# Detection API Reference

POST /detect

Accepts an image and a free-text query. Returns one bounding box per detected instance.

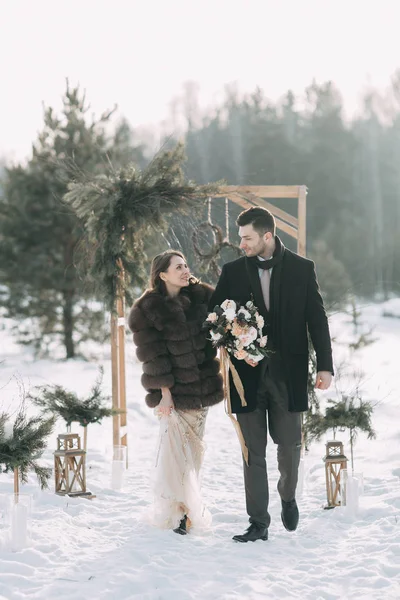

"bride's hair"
[150,250,198,293]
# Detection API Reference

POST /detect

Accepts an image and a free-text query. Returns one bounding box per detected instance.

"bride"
[128,250,223,534]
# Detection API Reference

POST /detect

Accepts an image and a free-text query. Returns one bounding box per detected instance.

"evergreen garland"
[63,143,218,311]
[304,394,376,471]
[0,405,55,489]
[29,368,119,428]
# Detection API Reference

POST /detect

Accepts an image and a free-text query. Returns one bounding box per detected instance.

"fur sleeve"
[128,303,175,389]
[128,303,149,333]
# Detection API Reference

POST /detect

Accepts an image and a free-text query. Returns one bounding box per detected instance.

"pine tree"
[0,83,145,358]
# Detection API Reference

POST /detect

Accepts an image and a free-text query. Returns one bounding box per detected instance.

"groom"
[210,207,333,542]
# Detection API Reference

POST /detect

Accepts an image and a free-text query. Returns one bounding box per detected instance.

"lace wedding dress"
[147,408,212,532]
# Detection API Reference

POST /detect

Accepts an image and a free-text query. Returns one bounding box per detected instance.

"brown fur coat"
[128,282,224,410]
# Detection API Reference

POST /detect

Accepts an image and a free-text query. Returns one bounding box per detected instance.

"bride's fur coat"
[128,282,224,410]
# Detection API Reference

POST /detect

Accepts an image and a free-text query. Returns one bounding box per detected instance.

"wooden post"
[111,264,128,466]
[297,185,307,460]
[297,185,307,257]
[83,426,88,452]
[111,312,120,447]
[14,467,19,503]
[117,294,128,466]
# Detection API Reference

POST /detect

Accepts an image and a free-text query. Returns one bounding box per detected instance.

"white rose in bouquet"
[206,312,218,323]
[224,308,236,321]
[210,330,222,342]
[221,299,236,311]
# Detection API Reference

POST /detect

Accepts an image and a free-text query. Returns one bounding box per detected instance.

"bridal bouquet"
[204,299,269,363]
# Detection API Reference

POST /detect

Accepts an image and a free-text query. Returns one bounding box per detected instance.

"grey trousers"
[237,358,302,528]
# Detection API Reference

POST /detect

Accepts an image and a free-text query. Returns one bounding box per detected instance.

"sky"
[1,0,400,161]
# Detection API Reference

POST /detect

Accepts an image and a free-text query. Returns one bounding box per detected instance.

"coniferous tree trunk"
[63,289,75,359]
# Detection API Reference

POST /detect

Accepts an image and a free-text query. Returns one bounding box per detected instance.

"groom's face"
[239,224,271,257]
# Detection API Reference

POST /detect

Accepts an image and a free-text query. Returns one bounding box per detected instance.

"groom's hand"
[315,371,332,390]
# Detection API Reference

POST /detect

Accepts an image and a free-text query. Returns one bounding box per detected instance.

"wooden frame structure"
[111,278,128,464]
[111,185,307,466]
[215,185,307,257]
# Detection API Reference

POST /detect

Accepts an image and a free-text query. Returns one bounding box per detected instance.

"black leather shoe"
[232,522,268,543]
[173,515,188,535]
[281,499,299,531]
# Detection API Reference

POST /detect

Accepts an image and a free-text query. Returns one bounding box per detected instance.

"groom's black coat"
[209,249,333,413]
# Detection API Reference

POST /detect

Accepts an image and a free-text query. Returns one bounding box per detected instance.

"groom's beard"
[246,240,274,258]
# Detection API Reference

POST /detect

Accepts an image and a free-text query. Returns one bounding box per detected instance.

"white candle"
[345,475,359,516]
[353,472,364,495]
[11,502,28,551]
[111,461,124,491]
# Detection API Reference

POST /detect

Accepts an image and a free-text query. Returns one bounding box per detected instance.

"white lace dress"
[147,407,212,532]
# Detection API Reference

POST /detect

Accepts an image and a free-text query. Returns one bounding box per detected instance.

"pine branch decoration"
[0,404,55,489]
[305,396,376,441]
[63,143,218,311]
[303,393,376,471]
[29,368,120,428]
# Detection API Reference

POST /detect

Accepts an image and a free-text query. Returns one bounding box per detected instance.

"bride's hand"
[158,388,174,416]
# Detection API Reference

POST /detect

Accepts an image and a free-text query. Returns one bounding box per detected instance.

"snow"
[1,300,400,600]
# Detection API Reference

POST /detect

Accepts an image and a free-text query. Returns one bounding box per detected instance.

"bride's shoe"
[173,515,188,535]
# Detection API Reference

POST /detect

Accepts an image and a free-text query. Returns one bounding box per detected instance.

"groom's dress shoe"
[232,522,268,543]
[281,499,299,531]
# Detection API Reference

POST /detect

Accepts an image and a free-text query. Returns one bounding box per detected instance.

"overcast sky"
[1,0,399,161]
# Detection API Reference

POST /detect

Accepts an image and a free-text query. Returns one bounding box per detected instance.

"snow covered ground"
[0,300,399,600]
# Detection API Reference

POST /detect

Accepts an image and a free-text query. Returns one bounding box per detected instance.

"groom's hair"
[236,207,276,236]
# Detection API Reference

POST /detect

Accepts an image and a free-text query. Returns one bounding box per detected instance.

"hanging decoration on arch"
[192,197,242,279]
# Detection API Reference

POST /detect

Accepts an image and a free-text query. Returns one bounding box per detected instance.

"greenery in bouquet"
[204,299,269,361]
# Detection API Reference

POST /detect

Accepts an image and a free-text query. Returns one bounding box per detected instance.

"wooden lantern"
[54,433,87,497]
[323,441,348,509]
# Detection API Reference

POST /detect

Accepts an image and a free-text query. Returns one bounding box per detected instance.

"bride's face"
[160,255,190,289]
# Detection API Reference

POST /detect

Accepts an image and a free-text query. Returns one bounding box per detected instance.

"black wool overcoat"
[209,250,333,413]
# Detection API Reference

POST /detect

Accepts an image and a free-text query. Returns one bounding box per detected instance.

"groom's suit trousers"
[237,356,302,528]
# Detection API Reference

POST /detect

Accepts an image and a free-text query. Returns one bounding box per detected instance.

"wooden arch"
[112,184,307,464]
